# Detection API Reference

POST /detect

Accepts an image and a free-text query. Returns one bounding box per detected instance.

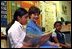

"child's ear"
[31,14,34,17]
[31,14,34,19]
[17,16,21,20]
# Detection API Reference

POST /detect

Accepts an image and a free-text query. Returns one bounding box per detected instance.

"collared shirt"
[26,19,43,36]
[26,20,59,48]
[52,30,65,44]
[8,21,26,48]
[52,30,65,38]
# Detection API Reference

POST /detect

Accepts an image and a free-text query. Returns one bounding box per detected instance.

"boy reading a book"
[26,6,59,48]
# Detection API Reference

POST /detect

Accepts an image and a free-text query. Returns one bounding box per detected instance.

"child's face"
[18,14,28,25]
[55,23,62,31]
[30,13,39,22]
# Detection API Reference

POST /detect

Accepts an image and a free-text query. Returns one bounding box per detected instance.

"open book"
[24,32,52,47]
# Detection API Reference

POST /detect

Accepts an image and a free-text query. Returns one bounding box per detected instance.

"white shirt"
[8,21,26,48]
[52,30,65,38]
[52,31,57,37]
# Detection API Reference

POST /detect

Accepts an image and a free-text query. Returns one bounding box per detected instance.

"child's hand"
[50,42,60,47]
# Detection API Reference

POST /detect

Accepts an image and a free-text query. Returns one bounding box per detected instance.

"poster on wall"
[38,2,57,32]
[62,5,67,15]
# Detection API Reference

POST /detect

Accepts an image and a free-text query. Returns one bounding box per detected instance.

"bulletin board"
[44,3,57,32]
[38,2,57,32]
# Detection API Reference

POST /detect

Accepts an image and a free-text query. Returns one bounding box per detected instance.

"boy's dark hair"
[54,21,62,28]
[28,6,41,18]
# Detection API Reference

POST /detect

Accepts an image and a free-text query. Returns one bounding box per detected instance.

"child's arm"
[53,37,71,48]
[53,37,59,43]
[37,32,52,46]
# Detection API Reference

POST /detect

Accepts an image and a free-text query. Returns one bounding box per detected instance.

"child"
[50,21,71,48]
[26,6,59,48]
[6,8,31,48]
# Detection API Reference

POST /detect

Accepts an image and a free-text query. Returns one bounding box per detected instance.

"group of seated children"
[7,6,71,48]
